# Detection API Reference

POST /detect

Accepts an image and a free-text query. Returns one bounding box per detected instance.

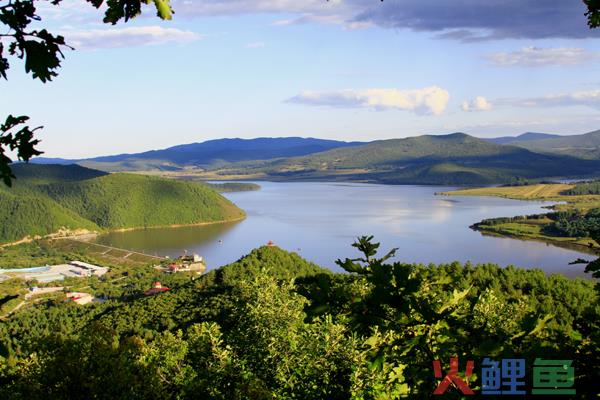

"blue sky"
[2,0,600,158]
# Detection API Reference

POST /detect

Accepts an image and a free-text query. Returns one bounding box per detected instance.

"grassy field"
[442,183,600,251]
[442,183,573,199]
[442,183,600,211]
[50,239,165,268]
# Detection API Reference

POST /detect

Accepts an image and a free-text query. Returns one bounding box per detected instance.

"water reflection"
[93,182,591,278]
[95,222,239,256]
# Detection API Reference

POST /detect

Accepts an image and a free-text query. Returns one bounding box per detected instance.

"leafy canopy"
[0,0,173,186]
[0,115,42,186]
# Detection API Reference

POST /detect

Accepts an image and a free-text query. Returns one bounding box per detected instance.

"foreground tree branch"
[0,0,173,185]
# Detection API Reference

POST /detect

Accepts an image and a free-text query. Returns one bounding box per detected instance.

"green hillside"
[1,241,597,398]
[210,133,600,185]
[512,129,600,159]
[0,165,245,243]
[10,163,107,185]
[0,189,99,243]
[37,173,245,229]
[203,245,327,286]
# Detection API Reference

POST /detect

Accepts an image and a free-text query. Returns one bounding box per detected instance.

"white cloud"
[507,90,600,110]
[461,96,492,112]
[487,47,600,67]
[245,41,266,48]
[63,26,202,49]
[287,86,450,115]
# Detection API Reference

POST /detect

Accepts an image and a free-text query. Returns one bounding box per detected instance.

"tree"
[0,0,174,186]
[585,0,600,28]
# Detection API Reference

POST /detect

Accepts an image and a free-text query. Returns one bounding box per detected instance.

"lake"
[93,182,591,277]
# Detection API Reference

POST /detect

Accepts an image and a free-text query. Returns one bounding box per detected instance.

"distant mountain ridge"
[206,132,600,185]
[28,130,600,184]
[32,137,365,172]
[505,129,600,159]
[485,132,562,145]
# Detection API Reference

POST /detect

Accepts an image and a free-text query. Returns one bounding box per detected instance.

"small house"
[144,281,171,296]
[66,292,94,305]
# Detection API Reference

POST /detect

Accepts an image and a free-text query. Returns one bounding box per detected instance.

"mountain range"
[483,132,562,145]
[500,129,600,159]
[32,137,365,172]
[28,130,600,185]
[203,133,600,185]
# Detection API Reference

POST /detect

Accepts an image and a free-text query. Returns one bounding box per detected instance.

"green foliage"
[548,209,600,237]
[88,0,173,24]
[585,0,600,28]
[204,245,327,286]
[215,133,600,185]
[0,164,245,243]
[0,187,99,243]
[0,0,172,185]
[204,182,261,193]
[0,241,72,269]
[0,0,172,82]
[510,129,600,159]
[474,210,600,239]
[570,229,600,289]
[37,173,245,229]
[562,180,600,195]
[310,237,599,398]
[0,116,42,186]
[0,241,598,398]
[10,163,106,185]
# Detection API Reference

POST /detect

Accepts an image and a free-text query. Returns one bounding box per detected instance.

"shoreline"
[471,225,599,256]
[105,215,246,234]
[441,184,600,255]
[1,215,247,247]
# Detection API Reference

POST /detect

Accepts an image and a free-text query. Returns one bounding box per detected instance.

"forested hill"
[209,133,600,185]
[10,163,107,184]
[0,164,244,244]
[1,242,597,398]
[503,129,600,159]
[33,137,365,172]
[485,132,561,145]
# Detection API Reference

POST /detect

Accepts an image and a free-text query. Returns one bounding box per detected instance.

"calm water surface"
[94,182,591,277]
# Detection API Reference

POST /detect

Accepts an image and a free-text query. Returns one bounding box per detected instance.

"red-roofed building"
[66,292,94,305]
[144,281,171,296]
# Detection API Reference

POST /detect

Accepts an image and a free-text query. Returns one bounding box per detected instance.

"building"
[0,261,109,283]
[165,253,206,274]
[144,281,171,296]
[69,261,109,276]
[66,292,94,305]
